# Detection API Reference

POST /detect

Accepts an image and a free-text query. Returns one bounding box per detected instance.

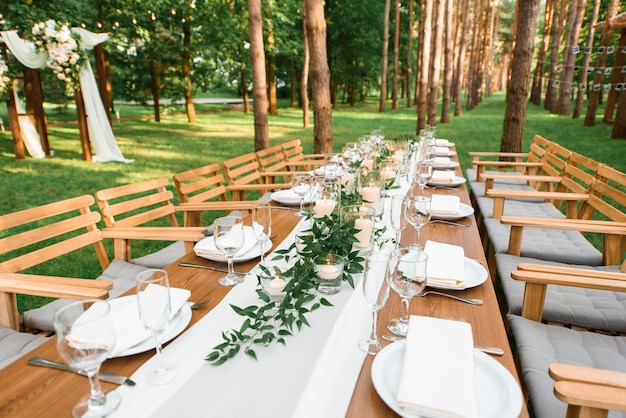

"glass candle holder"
[314,254,345,295]
[341,205,376,250]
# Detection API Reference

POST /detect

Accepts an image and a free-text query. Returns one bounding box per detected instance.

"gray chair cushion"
[465,168,526,185]
[508,314,626,418]
[21,259,151,332]
[469,180,538,201]
[482,217,603,266]
[0,326,47,369]
[496,254,626,332]
[475,195,564,220]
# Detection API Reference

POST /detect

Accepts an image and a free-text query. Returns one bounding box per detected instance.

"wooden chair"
[95,177,207,267]
[221,152,291,201]
[172,163,259,227]
[256,144,298,184]
[280,139,328,172]
[0,195,116,332]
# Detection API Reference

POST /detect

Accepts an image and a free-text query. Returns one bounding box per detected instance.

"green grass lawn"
[1,92,622,312]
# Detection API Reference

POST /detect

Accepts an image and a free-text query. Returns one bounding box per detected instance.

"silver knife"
[28,357,136,386]
[178,262,248,275]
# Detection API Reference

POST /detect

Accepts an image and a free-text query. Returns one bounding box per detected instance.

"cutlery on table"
[28,357,136,386]
[380,336,503,355]
[428,220,470,227]
[189,297,215,310]
[426,186,460,191]
[179,262,248,275]
[269,206,299,211]
[417,290,483,305]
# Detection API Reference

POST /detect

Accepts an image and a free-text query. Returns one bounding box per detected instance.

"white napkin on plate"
[194,226,257,258]
[110,286,191,356]
[431,170,456,183]
[397,316,477,418]
[433,156,451,166]
[273,189,302,204]
[424,240,466,289]
[431,194,461,216]
[435,139,452,147]
[435,146,450,156]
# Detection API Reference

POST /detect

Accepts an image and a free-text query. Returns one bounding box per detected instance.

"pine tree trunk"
[454,0,470,117]
[380,0,391,112]
[530,1,553,106]
[182,21,196,124]
[290,58,297,108]
[406,0,414,107]
[573,0,599,118]
[416,0,433,132]
[556,0,585,116]
[484,0,499,97]
[584,0,619,126]
[501,0,540,153]
[604,28,626,122]
[267,19,278,116]
[301,2,311,129]
[304,0,333,153]
[150,58,161,122]
[392,0,401,110]
[240,67,250,114]
[440,0,454,123]
[248,0,270,151]
[427,0,444,125]
[544,0,568,113]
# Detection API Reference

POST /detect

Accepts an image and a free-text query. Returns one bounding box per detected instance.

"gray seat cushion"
[508,314,626,418]
[482,217,603,265]
[475,195,564,220]
[21,259,151,332]
[469,180,538,201]
[0,326,47,369]
[496,254,626,332]
[465,168,526,185]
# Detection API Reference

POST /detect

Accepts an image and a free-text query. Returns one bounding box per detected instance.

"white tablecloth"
[112,180,411,418]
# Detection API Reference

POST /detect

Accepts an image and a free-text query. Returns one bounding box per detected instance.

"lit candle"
[380,167,396,183]
[318,264,341,280]
[360,186,381,210]
[393,151,405,164]
[354,217,373,248]
[266,277,287,296]
[315,198,337,218]
[341,172,355,191]
[361,158,374,171]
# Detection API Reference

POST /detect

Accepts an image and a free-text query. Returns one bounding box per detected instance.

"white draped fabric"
[0,29,133,163]
[13,89,45,158]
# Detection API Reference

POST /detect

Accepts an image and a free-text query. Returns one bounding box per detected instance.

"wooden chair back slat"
[173,163,229,204]
[99,190,176,225]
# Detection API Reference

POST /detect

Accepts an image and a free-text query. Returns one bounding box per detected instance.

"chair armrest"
[487,191,587,219]
[469,152,529,158]
[0,273,111,300]
[225,184,291,191]
[517,263,626,281]
[482,173,560,182]
[550,363,626,389]
[174,202,258,212]
[101,227,207,241]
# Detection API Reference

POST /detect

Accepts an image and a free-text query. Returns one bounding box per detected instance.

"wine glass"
[136,269,177,385]
[415,160,433,194]
[291,173,312,217]
[390,195,408,248]
[387,247,428,336]
[213,216,245,285]
[54,299,121,417]
[359,251,391,355]
[405,195,431,249]
[252,201,272,265]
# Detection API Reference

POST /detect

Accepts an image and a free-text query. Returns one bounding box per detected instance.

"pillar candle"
[360,186,381,210]
[354,217,373,248]
[315,198,337,218]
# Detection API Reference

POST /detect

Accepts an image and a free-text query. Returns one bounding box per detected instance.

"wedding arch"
[0,25,132,163]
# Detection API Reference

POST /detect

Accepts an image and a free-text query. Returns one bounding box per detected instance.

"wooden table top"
[0,164,529,418]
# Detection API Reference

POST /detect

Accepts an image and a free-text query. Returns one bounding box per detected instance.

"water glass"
[390,195,408,248]
[359,251,391,355]
[252,201,272,264]
[405,195,431,249]
[291,173,312,217]
[213,216,245,286]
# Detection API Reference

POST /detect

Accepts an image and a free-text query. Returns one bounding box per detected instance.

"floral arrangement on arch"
[31,20,84,96]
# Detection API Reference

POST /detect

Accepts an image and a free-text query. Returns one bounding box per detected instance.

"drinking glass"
[252,201,272,265]
[415,160,433,194]
[405,195,431,249]
[291,173,312,217]
[359,251,391,355]
[54,300,120,417]
[390,195,408,248]
[213,216,245,285]
[136,269,177,385]
[387,247,428,336]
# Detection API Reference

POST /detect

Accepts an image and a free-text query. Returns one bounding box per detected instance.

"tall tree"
[391,0,401,110]
[406,0,414,107]
[416,0,433,131]
[427,0,444,125]
[544,0,568,113]
[501,0,540,153]
[453,0,470,117]
[440,0,454,123]
[304,0,332,153]
[182,18,196,124]
[556,0,586,116]
[484,0,500,97]
[379,0,391,112]
[266,2,278,116]
[300,1,310,128]
[573,0,600,118]
[248,0,270,151]
[530,1,554,105]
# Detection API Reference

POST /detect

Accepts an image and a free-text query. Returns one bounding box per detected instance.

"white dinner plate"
[431,202,474,221]
[371,340,523,418]
[431,160,460,170]
[271,189,316,207]
[427,176,467,187]
[427,258,487,290]
[435,150,457,157]
[109,296,192,358]
[196,239,272,263]
[435,139,454,147]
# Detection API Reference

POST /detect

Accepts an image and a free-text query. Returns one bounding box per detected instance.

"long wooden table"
[0,162,529,418]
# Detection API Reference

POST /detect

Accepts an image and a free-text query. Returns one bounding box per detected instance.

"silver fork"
[190,297,215,310]
[417,290,483,305]
[428,219,470,227]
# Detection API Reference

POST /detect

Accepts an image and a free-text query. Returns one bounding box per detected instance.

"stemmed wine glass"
[405,195,431,249]
[387,247,428,336]
[136,269,177,385]
[415,160,433,194]
[252,201,272,265]
[54,299,121,417]
[390,195,408,248]
[291,173,312,217]
[359,251,391,355]
[213,216,245,285]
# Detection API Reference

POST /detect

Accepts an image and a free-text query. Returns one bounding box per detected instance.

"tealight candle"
[318,264,341,280]
[360,186,381,210]
[354,217,374,248]
[315,198,337,218]
[266,277,287,296]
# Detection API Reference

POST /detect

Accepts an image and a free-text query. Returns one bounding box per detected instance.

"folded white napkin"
[433,156,451,166]
[431,170,456,183]
[110,286,190,356]
[431,194,461,216]
[424,240,466,289]
[397,316,477,418]
[273,189,304,204]
[435,146,450,156]
[435,139,452,147]
[194,226,257,258]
